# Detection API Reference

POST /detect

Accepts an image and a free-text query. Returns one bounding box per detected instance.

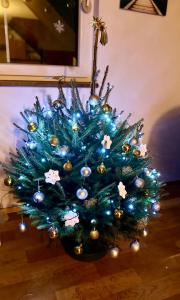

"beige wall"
[0,0,180,206]
[98,0,180,181]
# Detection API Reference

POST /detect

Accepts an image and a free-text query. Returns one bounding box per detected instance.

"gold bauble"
[133,149,141,157]
[109,246,119,258]
[72,123,80,132]
[49,135,59,146]
[74,245,83,255]
[63,160,73,172]
[137,217,148,230]
[142,228,148,237]
[122,143,131,153]
[97,162,106,174]
[102,103,112,113]
[114,208,124,219]
[84,198,97,208]
[130,137,138,145]
[27,122,38,132]
[53,99,64,110]
[130,240,140,252]
[48,226,58,239]
[90,229,99,240]
[4,176,13,186]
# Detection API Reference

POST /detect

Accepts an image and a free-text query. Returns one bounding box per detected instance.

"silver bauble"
[80,166,92,177]
[33,191,45,203]
[76,188,88,200]
[135,178,145,188]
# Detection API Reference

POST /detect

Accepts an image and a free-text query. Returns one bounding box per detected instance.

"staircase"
[130,0,158,15]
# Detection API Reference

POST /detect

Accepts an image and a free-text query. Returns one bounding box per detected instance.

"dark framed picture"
[120,0,168,16]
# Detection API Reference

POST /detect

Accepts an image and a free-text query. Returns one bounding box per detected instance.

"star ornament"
[139,144,147,157]
[54,20,65,34]
[44,169,60,185]
[118,181,127,199]
[64,211,79,227]
[101,135,112,149]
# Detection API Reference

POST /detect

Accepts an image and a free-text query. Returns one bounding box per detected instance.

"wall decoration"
[120,0,168,16]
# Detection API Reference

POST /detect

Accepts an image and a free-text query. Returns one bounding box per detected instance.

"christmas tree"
[2,18,161,259]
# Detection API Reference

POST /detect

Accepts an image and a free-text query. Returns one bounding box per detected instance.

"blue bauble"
[76,188,88,200]
[151,201,160,212]
[80,166,92,177]
[33,191,45,203]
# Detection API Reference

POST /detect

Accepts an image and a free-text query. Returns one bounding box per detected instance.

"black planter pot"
[61,236,108,262]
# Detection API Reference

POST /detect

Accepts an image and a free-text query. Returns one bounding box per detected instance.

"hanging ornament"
[137,217,149,230]
[26,141,37,150]
[44,169,60,185]
[80,166,92,177]
[19,222,27,232]
[102,103,112,113]
[100,28,108,45]
[130,240,140,252]
[122,166,133,175]
[90,228,99,240]
[89,94,99,106]
[139,144,147,157]
[49,135,59,146]
[97,162,106,174]
[48,226,58,239]
[74,244,83,255]
[4,175,13,186]
[122,143,131,153]
[118,181,127,199]
[72,123,79,132]
[76,188,88,200]
[27,122,38,132]
[33,191,45,203]
[114,208,124,219]
[130,137,138,145]
[84,198,97,208]
[142,228,148,237]
[101,135,112,149]
[91,219,97,225]
[133,149,141,157]
[64,210,79,227]
[135,178,145,189]
[109,246,119,258]
[53,99,64,110]
[151,201,160,212]
[63,160,73,172]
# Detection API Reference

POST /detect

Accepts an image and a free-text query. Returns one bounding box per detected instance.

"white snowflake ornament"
[118,181,127,199]
[101,135,112,149]
[54,20,65,34]
[44,169,60,185]
[64,211,79,227]
[139,144,147,157]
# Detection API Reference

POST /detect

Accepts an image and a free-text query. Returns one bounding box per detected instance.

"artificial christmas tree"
[2,17,161,260]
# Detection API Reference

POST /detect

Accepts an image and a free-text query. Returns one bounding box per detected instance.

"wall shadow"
[148,107,180,182]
